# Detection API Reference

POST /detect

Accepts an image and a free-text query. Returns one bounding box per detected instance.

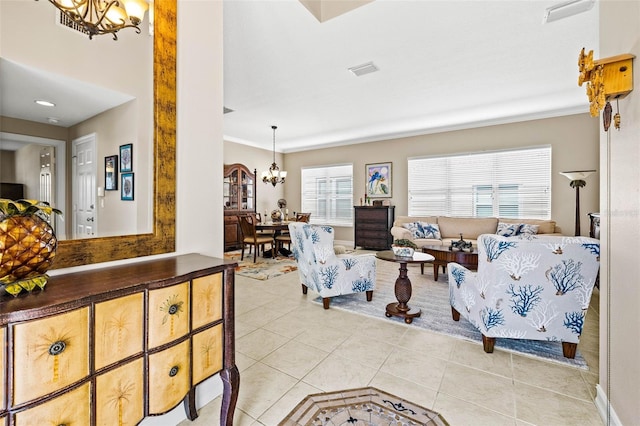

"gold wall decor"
[578,48,635,121]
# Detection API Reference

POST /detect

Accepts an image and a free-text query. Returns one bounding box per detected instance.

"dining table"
[256,220,292,258]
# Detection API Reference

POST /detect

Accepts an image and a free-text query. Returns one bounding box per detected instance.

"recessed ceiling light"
[35,99,56,107]
[348,62,378,77]
[543,0,595,24]
[47,117,60,124]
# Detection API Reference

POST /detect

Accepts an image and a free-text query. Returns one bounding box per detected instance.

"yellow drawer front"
[14,382,90,426]
[148,282,190,349]
[148,340,190,414]
[95,293,144,370]
[192,324,223,384]
[13,307,90,406]
[192,273,223,329]
[95,358,144,426]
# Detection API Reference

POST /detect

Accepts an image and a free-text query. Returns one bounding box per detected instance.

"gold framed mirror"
[53,0,176,269]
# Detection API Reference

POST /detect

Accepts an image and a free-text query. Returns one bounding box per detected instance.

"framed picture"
[366,162,392,198]
[105,155,118,191]
[121,172,134,201]
[119,143,133,172]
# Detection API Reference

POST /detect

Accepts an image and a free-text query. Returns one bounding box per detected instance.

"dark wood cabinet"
[354,206,395,250]
[224,164,256,251]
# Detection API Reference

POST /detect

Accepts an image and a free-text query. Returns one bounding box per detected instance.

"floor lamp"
[559,170,596,236]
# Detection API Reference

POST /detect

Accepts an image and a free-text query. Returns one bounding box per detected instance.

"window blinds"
[301,164,353,226]
[408,146,551,219]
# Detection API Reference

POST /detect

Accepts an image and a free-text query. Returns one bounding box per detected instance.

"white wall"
[597,1,640,424]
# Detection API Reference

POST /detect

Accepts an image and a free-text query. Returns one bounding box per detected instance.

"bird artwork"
[367,164,390,196]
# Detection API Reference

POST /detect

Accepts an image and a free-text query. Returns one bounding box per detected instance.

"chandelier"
[43,0,149,40]
[262,125,287,186]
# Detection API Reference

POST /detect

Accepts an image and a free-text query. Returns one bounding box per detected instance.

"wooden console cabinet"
[354,206,395,250]
[0,254,239,425]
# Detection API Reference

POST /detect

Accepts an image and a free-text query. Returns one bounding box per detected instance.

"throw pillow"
[496,222,521,237]
[402,222,441,239]
[519,223,539,235]
[419,222,441,239]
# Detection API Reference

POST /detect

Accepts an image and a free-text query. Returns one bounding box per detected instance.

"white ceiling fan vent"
[348,62,379,77]
[543,0,595,24]
[56,10,91,36]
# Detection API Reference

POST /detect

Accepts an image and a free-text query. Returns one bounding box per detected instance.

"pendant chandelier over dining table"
[42,0,149,40]
[262,125,287,186]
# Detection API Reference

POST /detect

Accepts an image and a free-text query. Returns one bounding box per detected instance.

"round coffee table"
[376,251,435,324]
[421,245,478,281]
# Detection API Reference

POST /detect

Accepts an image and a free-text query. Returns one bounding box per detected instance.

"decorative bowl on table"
[391,246,415,257]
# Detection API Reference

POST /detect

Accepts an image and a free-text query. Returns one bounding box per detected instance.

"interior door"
[72,134,97,239]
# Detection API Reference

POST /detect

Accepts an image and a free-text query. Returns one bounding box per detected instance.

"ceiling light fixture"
[262,125,287,187]
[543,0,595,24]
[348,62,378,77]
[35,100,56,107]
[40,0,149,40]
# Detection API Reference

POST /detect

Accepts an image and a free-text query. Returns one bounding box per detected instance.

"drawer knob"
[169,365,179,377]
[48,341,66,356]
[168,304,180,315]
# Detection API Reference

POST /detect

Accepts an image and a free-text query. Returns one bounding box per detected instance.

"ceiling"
[223,0,599,153]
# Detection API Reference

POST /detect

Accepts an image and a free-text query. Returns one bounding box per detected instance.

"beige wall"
[279,113,599,243]
[223,140,285,216]
[598,1,640,424]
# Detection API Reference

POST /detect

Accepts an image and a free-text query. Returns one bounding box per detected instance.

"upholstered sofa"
[390,216,562,247]
[448,233,600,358]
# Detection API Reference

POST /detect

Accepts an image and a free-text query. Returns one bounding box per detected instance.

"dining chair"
[275,212,312,254]
[238,214,273,262]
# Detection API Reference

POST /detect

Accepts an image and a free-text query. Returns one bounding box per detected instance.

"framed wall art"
[105,155,118,190]
[366,162,392,198]
[119,143,133,172]
[121,172,134,201]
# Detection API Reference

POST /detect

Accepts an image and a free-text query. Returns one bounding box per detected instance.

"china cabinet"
[224,164,256,251]
[0,254,239,425]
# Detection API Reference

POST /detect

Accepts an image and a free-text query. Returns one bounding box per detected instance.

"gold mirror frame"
[52,0,176,269]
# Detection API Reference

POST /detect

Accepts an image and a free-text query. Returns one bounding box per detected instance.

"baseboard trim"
[596,384,622,426]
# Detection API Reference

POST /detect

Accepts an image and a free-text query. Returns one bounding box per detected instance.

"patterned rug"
[312,259,590,369]
[280,387,448,426]
[224,250,297,281]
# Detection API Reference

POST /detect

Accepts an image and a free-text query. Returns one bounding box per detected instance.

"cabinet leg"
[220,365,240,426]
[183,387,198,420]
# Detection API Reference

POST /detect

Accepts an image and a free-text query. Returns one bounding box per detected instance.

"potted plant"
[0,199,62,296]
[391,238,418,257]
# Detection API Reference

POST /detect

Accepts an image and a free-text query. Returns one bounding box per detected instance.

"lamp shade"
[559,170,596,181]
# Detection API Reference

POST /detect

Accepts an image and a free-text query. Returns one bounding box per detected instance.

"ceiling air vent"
[56,10,91,36]
[348,62,378,77]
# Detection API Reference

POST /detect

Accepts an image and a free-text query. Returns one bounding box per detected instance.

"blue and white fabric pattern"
[402,222,441,239]
[496,222,521,237]
[518,223,539,235]
[288,222,376,299]
[448,234,600,347]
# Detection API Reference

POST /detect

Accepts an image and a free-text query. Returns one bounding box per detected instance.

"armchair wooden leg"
[301,284,308,295]
[481,335,495,353]
[322,298,330,309]
[451,306,460,321]
[366,290,373,302]
[562,342,577,359]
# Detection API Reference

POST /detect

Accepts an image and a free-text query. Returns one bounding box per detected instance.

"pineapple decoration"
[0,199,62,296]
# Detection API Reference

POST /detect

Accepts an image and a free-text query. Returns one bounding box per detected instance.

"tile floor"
[181,262,602,426]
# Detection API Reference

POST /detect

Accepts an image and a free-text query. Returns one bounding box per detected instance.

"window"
[301,164,353,226]
[408,146,551,219]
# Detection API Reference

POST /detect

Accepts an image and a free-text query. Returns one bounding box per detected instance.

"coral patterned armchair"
[288,222,376,309]
[448,234,600,358]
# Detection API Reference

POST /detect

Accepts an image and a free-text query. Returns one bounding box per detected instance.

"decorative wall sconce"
[578,48,634,130]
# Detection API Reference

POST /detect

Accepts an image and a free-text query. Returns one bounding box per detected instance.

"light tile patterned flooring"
[180,261,602,426]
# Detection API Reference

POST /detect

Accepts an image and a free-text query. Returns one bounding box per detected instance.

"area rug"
[312,259,589,369]
[279,387,448,426]
[224,250,297,281]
